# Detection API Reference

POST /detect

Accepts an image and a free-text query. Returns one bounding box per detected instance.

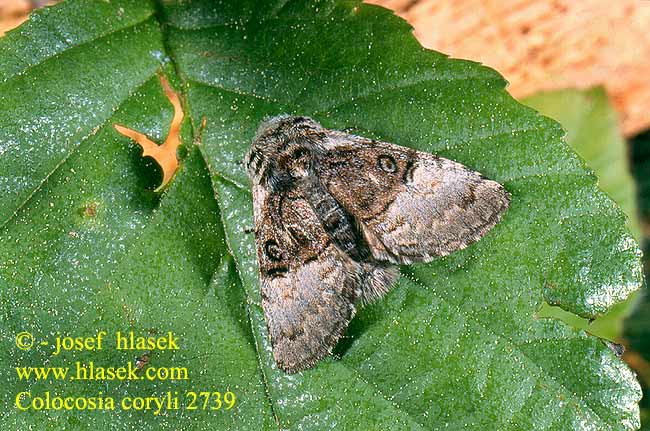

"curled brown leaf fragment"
[114,73,184,192]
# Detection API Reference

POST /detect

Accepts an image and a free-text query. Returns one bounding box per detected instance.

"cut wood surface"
[367,0,650,136]
[0,0,31,36]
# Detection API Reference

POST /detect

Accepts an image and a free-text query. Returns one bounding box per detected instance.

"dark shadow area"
[130,148,163,207]
[624,129,650,429]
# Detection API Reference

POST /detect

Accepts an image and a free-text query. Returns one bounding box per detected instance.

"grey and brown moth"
[244,115,510,373]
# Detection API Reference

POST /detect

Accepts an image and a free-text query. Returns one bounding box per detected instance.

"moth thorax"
[282,147,311,179]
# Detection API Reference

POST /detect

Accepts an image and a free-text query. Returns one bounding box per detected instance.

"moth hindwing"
[245,115,510,373]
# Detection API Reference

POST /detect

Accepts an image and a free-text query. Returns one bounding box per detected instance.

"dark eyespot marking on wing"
[402,159,415,184]
[377,155,397,173]
[265,239,283,261]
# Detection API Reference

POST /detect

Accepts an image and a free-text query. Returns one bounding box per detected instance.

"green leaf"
[521,88,642,341]
[0,1,643,430]
[522,88,641,240]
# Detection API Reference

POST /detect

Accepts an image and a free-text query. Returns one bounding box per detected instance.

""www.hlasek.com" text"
[16,361,188,381]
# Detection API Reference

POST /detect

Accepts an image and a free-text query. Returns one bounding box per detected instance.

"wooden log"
[0,0,32,37]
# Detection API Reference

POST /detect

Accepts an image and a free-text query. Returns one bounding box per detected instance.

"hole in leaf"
[113,73,184,192]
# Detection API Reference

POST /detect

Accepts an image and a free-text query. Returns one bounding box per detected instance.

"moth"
[244,115,510,373]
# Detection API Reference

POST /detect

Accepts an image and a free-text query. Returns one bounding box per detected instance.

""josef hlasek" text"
[53,331,179,356]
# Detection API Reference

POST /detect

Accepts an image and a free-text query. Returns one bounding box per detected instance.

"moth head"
[245,115,323,187]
